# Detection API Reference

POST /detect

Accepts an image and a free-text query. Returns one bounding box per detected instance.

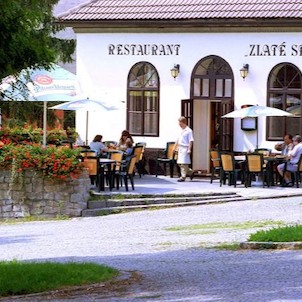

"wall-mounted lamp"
[240,64,249,80]
[170,64,180,79]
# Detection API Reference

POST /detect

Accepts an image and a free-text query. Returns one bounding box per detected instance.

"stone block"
[25,183,33,193]
[44,206,59,215]
[55,192,70,202]
[65,209,82,217]
[26,193,43,200]
[32,184,44,193]
[43,192,55,200]
[4,199,13,205]
[11,191,26,201]
[0,191,9,199]
[1,212,14,218]
[2,205,13,212]
[30,207,44,215]
[69,193,83,204]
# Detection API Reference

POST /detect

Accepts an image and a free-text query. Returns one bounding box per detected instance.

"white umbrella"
[222,105,293,118]
[0,64,82,146]
[49,98,118,145]
[222,105,293,148]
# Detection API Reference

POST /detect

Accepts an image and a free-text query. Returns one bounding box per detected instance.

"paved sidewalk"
[1,196,302,301]
[99,174,302,199]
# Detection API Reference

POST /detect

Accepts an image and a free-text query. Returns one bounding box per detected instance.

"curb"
[240,241,302,250]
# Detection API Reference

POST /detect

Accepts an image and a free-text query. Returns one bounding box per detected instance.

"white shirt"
[288,142,302,164]
[177,126,194,147]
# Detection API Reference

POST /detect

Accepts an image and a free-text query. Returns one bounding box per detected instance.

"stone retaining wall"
[0,169,90,219]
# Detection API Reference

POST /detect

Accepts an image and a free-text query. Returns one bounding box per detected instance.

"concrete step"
[82,193,249,217]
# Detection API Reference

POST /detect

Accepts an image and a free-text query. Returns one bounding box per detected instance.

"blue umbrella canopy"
[0,64,82,146]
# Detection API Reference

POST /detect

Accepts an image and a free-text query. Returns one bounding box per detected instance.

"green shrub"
[248,224,302,242]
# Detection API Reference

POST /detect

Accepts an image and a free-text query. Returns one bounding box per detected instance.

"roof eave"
[57,18,302,29]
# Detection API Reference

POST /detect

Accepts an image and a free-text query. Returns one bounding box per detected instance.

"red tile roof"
[58,0,302,21]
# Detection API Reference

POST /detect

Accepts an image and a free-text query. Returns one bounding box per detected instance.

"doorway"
[188,55,234,172]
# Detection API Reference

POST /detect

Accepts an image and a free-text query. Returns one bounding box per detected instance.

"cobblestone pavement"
[1,196,302,301]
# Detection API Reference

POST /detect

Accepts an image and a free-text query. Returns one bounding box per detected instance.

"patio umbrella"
[221,105,293,148]
[0,64,82,146]
[49,98,118,145]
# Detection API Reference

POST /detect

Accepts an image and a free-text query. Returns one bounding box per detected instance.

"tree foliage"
[0,0,76,127]
[0,0,75,79]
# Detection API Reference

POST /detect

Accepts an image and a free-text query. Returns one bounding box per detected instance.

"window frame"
[266,63,302,141]
[127,62,160,137]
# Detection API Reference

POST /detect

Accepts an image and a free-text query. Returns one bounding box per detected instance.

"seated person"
[118,130,134,150]
[89,135,108,155]
[275,134,293,155]
[277,135,302,186]
[123,140,133,162]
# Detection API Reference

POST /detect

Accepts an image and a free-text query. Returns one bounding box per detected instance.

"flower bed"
[0,142,90,218]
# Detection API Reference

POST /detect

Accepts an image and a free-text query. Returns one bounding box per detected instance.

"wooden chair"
[245,153,269,187]
[219,151,243,188]
[131,144,145,177]
[135,142,147,176]
[108,150,124,188]
[81,153,98,186]
[209,148,221,183]
[80,149,96,158]
[156,142,179,178]
[116,155,137,191]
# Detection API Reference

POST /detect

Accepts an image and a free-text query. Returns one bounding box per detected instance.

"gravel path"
[1,197,302,301]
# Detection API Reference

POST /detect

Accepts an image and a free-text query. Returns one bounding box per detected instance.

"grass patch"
[248,224,302,242]
[0,261,119,297]
[166,220,284,232]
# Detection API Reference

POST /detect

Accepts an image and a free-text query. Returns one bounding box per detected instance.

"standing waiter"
[172,116,194,182]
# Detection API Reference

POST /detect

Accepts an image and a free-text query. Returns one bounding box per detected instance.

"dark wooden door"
[220,99,234,151]
[181,99,193,129]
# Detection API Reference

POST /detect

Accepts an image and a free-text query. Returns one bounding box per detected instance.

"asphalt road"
[1,197,302,301]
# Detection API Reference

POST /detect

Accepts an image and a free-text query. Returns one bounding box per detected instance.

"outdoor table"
[98,158,116,192]
[234,155,246,162]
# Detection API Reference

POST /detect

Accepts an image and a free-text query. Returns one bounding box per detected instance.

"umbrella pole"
[256,117,259,149]
[85,111,89,146]
[43,102,47,147]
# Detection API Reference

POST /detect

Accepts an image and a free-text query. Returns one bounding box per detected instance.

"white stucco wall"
[75,30,302,160]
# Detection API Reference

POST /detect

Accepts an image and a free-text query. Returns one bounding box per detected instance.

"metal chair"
[156,142,179,178]
[209,148,221,183]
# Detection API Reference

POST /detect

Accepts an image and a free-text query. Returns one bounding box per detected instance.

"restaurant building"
[59,0,302,172]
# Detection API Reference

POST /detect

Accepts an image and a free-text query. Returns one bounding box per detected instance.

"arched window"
[127,62,159,136]
[191,55,233,99]
[267,63,302,140]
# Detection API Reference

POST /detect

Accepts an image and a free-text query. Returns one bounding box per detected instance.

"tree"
[0,0,75,79]
[0,0,76,127]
